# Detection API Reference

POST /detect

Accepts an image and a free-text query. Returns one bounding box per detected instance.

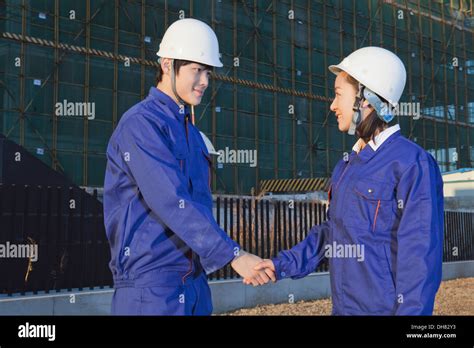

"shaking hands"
[230,251,276,286]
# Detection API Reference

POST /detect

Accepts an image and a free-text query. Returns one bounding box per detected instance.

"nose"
[330,98,337,112]
[199,72,209,89]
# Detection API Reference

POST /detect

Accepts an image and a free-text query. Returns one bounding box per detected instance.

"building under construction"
[1,0,473,194]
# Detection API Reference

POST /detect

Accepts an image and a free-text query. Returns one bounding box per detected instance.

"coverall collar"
[352,124,401,154]
[148,87,190,122]
[352,125,402,163]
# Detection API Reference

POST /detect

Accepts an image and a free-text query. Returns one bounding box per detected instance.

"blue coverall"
[104,87,239,315]
[272,131,444,315]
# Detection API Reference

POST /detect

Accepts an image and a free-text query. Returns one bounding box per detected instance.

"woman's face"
[330,72,358,132]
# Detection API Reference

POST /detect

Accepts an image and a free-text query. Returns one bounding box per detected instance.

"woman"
[250,47,444,315]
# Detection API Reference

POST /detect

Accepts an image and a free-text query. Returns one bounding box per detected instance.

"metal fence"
[208,198,474,280]
[0,184,473,294]
[0,184,111,295]
[443,210,474,263]
[209,196,330,280]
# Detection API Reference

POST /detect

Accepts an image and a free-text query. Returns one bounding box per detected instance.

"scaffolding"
[0,0,473,194]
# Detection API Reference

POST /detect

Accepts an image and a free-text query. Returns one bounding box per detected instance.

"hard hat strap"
[170,59,187,108]
[190,105,195,125]
[349,83,364,135]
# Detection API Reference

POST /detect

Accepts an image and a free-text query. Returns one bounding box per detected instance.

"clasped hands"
[230,250,276,286]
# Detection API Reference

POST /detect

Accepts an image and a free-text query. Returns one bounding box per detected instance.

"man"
[103,18,272,315]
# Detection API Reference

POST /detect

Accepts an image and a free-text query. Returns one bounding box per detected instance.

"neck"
[359,125,388,151]
[156,82,181,106]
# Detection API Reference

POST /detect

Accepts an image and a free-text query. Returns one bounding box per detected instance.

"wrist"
[271,257,287,280]
[231,249,247,264]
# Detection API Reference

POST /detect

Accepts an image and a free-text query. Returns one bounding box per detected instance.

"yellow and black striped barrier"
[259,177,330,194]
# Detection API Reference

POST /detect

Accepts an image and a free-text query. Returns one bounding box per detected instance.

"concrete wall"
[444,196,474,211]
[0,261,472,315]
[442,170,474,198]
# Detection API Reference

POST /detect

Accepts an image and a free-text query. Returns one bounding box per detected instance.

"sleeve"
[271,209,331,281]
[394,156,444,315]
[117,116,239,275]
[270,159,349,281]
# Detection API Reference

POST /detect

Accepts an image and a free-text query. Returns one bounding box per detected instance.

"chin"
[186,96,202,106]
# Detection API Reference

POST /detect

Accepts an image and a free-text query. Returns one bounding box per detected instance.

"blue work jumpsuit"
[272,130,444,315]
[104,87,239,315]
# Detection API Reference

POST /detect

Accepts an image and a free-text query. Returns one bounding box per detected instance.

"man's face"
[175,62,211,106]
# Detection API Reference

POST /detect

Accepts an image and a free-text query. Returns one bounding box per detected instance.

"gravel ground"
[222,277,474,316]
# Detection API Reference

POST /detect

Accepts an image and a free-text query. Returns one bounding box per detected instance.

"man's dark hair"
[156,59,213,84]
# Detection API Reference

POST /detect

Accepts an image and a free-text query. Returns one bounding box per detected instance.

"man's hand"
[231,251,271,286]
[243,259,276,286]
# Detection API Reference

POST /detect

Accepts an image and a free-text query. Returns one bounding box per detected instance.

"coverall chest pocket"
[171,142,189,174]
[193,142,212,190]
[349,178,396,233]
[188,142,213,208]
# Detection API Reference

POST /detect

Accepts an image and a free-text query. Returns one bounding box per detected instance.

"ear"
[160,58,172,75]
[361,102,374,120]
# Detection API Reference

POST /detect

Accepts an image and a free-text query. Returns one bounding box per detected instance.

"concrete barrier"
[0,261,472,315]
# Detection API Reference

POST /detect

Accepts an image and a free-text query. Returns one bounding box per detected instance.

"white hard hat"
[200,131,220,156]
[328,46,406,106]
[157,18,223,68]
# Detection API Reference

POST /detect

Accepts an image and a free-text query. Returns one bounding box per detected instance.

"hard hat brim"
[328,64,343,75]
[156,53,223,68]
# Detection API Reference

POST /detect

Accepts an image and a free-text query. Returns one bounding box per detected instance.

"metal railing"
[209,196,329,280]
[0,184,472,294]
[0,184,111,295]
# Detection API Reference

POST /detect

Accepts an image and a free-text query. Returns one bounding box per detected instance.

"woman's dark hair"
[356,109,388,144]
[343,72,390,144]
[156,59,212,84]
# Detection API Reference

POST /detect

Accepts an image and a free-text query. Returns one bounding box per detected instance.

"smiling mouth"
[193,89,204,96]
